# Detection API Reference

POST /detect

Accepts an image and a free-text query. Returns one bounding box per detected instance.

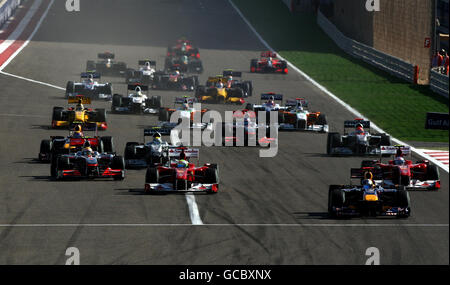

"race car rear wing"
[81,72,101,79]
[144,127,172,136]
[380,145,411,155]
[223,70,242,77]
[285,98,308,108]
[174,97,197,104]
[207,76,227,83]
[127,83,149,91]
[261,93,283,101]
[168,147,199,158]
[68,96,91,104]
[98,52,115,59]
[138,60,156,66]
[261,51,277,58]
[344,119,370,129]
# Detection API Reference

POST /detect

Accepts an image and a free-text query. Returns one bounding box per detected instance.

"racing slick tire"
[124,142,139,161]
[204,167,219,184]
[396,186,411,218]
[245,103,254,111]
[183,77,196,91]
[95,109,107,123]
[39,140,52,161]
[317,114,327,126]
[112,94,122,111]
[426,164,440,181]
[250,59,258,73]
[101,136,115,153]
[328,186,345,218]
[65,81,75,98]
[148,96,162,109]
[327,132,341,155]
[52,107,64,122]
[103,83,113,97]
[159,108,170,122]
[112,156,125,181]
[296,119,306,130]
[145,167,159,184]
[50,156,58,178]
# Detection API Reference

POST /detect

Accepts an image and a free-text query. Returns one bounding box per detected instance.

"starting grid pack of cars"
[38,39,441,219]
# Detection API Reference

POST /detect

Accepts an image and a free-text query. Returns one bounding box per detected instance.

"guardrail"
[317,10,416,83]
[430,67,449,98]
[0,0,21,29]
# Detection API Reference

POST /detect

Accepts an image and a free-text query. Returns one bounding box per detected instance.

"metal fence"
[317,10,416,83]
[430,67,449,98]
[0,0,21,29]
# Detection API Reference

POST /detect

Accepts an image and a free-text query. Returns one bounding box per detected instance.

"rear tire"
[328,186,345,218]
[145,167,159,183]
[159,108,170,122]
[327,132,341,154]
[101,136,115,153]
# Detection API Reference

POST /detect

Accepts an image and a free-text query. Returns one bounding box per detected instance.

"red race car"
[250,51,288,74]
[167,39,200,59]
[144,147,219,194]
[351,146,441,190]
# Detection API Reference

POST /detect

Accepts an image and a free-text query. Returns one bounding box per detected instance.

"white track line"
[185,193,204,225]
[0,70,65,89]
[0,223,447,227]
[228,0,449,173]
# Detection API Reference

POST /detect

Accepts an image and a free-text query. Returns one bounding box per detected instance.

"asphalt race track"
[0,0,447,264]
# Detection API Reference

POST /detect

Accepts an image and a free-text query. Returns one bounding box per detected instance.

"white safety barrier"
[0,0,21,29]
[430,67,449,98]
[317,10,416,83]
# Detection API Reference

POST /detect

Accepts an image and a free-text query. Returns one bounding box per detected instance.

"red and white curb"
[0,0,54,70]
[418,149,449,167]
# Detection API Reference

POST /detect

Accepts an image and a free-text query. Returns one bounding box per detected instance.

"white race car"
[111,84,162,114]
[65,72,113,100]
[126,60,157,85]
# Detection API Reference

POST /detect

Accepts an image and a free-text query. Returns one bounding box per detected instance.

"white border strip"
[228,0,449,173]
[0,223,447,227]
[0,0,54,71]
[185,193,204,225]
[0,70,64,89]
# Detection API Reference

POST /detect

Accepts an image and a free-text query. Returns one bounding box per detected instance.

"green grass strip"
[233,0,449,143]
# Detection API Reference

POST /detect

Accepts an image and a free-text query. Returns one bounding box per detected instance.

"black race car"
[86,52,127,77]
[152,71,198,91]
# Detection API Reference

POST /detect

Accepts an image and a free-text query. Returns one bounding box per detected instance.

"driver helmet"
[356,123,364,134]
[153,132,162,143]
[88,74,94,84]
[174,70,180,76]
[394,156,406,166]
[182,55,188,64]
[362,179,374,190]
[227,75,233,82]
[177,159,189,168]
[267,96,275,105]
[73,124,83,137]
[135,86,142,96]
[145,62,151,70]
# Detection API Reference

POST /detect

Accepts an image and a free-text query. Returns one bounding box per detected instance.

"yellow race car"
[51,96,108,130]
[194,75,246,105]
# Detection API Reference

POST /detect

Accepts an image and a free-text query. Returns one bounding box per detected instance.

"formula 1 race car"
[195,75,248,105]
[124,129,171,168]
[38,129,115,163]
[65,72,113,100]
[152,70,198,91]
[164,55,203,74]
[144,147,219,194]
[250,51,288,74]
[277,98,328,132]
[125,60,157,85]
[111,84,162,114]
[351,146,441,191]
[166,39,201,59]
[245,94,328,132]
[158,97,209,128]
[51,146,125,181]
[86,52,127,77]
[327,119,391,155]
[51,96,107,130]
[328,182,411,218]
